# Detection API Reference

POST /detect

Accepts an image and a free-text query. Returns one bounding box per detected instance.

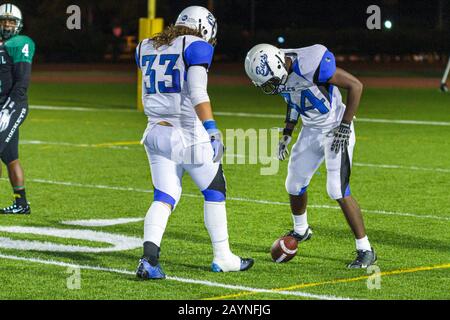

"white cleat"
[211,254,254,272]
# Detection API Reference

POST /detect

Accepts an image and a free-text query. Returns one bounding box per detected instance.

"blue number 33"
[142,54,181,94]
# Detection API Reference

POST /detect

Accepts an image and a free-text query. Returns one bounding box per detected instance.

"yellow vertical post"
[137,0,163,111]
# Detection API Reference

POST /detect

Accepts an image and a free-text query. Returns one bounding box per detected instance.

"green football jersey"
[0,35,35,101]
[5,35,35,64]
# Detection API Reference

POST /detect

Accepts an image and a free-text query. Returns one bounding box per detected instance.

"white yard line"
[30,105,450,126]
[214,111,450,127]
[2,177,448,222]
[21,139,450,174]
[0,253,350,300]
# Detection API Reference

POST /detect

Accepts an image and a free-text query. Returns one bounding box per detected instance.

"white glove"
[210,131,225,163]
[0,108,14,133]
[278,135,292,160]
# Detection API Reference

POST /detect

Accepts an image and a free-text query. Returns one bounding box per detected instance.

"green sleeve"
[5,35,35,64]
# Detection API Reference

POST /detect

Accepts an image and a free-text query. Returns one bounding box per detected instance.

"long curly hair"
[152,25,203,49]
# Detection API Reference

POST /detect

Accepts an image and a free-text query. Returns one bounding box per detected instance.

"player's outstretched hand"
[0,108,14,133]
[210,131,224,163]
[278,135,292,160]
[331,122,351,154]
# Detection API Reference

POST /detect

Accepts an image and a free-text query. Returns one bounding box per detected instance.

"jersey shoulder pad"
[5,35,35,63]
[297,44,335,83]
[183,37,214,69]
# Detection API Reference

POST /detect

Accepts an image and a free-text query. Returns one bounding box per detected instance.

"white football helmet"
[175,6,217,45]
[0,3,22,40]
[245,44,288,94]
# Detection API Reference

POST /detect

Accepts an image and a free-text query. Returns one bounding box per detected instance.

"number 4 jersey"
[0,34,35,105]
[136,35,213,147]
[280,44,345,130]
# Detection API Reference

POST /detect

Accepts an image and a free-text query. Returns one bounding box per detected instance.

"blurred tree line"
[9,0,450,63]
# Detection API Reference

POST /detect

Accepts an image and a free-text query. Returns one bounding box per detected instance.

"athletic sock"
[204,201,234,260]
[13,187,27,207]
[292,211,309,235]
[143,241,160,266]
[143,201,171,264]
[355,235,372,251]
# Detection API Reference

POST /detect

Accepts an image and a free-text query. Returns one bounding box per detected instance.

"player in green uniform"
[0,3,35,214]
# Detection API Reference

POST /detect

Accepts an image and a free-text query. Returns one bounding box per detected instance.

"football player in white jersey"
[245,44,377,268]
[134,6,253,279]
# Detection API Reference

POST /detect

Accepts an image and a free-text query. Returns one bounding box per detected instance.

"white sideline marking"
[21,140,131,150]
[21,139,450,174]
[30,105,450,127]
[1,177,448,222]
[30,105,135,113]
[0,253,351,300]
[62,218,144,227]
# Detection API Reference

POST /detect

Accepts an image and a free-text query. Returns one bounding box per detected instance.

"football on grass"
[270,236,298,263]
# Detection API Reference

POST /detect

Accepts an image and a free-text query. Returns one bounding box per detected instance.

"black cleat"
[285,227,313,243]
[0,203,31,215]
[347,248,377,269]
[440,83,448,92]
[239,258,254,271]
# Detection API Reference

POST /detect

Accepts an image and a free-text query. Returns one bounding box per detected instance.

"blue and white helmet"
[0,3,23,40]
[175,6,217,45]
[245,44,288,94]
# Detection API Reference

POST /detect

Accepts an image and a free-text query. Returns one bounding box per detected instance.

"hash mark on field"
[0,253,350,300]
[205,263,450,300]
[1,177,448,221]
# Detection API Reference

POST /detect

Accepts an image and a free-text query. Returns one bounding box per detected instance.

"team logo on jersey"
[255,54,270,77]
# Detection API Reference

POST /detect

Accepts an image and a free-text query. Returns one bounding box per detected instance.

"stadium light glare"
[277,36,285,44]
[384,20,392,29]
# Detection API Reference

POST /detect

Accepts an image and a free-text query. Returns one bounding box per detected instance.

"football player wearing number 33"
[0,3,35,215]
[134,6,253,279]
[245,44,377,268]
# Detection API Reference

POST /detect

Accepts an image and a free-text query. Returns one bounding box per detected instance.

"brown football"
[270,235,298,263]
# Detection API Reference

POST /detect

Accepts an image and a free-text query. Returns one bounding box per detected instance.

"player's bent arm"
[328,67,363,124]
[9,62,32,105]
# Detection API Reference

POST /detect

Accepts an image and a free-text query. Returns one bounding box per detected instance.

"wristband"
[283,127,293,136]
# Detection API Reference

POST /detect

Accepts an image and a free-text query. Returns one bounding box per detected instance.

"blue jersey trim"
[298,185,308,196]
[184,40,214,68]
[154,189,176,207]
[292,59,308,81]
[318,50,336,83]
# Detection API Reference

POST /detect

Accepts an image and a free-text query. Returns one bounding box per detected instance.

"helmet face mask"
[260,76,285,95]
[245,44,288,95]
[175,6,217,46]
[0,4,23,40]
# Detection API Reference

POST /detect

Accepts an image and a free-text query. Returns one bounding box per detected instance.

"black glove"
[331,122,351,154]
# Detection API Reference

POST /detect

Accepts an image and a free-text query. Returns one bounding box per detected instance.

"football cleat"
[285,227,313,243]
[347,248,377,269]
[211,256,254,273]
[0,202,31,215]
[136,257,166,280]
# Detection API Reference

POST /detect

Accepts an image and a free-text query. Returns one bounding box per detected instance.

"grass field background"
[0,76,449,300]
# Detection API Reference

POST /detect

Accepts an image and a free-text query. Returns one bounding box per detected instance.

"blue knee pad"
[202,164,226,202]
[154,189,176,207]
[202,189,225,202]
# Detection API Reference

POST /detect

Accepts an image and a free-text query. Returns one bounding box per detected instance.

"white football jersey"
[136,35,213,147]
[280,45,345,130]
